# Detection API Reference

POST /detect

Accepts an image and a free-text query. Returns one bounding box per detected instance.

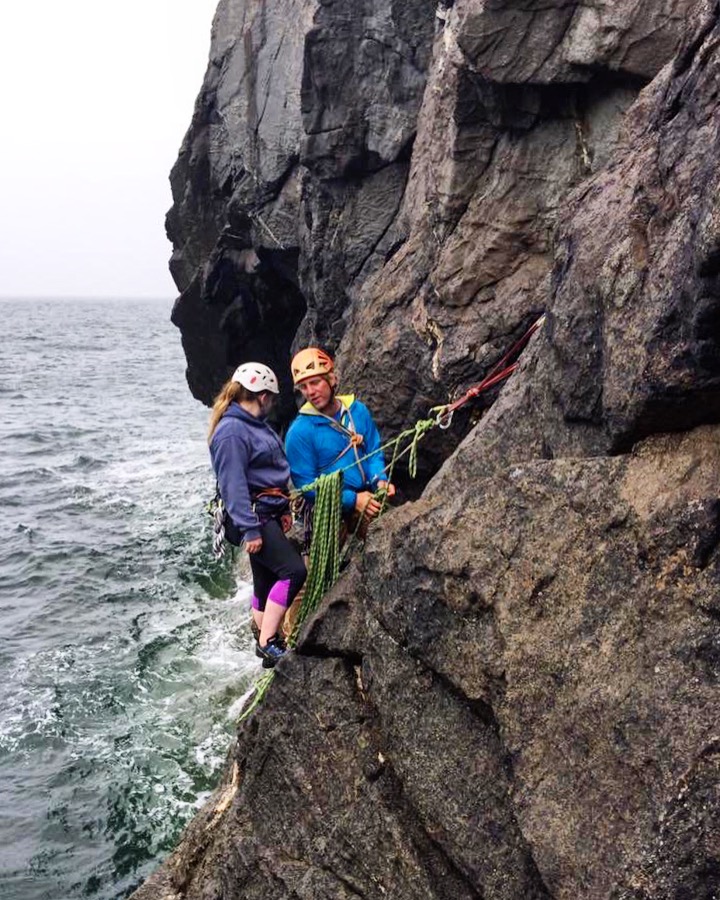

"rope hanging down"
[238,472,344,723]
[288,471,343,646]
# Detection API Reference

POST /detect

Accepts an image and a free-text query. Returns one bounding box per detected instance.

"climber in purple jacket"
[209,363,306,667]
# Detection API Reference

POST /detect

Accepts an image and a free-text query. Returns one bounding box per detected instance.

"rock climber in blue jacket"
[285,348,395,537]
[209,363,306,667]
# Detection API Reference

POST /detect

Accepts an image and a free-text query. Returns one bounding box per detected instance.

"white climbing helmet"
[231,362,280,394]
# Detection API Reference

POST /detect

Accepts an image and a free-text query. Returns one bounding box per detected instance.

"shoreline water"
[0,298,256,899]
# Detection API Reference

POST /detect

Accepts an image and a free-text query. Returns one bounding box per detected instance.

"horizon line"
[0,294,178,301]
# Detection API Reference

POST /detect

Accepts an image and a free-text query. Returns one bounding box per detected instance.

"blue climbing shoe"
[254,632,286,660]
[256,635,287,668]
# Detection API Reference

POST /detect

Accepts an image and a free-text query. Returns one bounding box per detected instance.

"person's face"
[298,375,334,413]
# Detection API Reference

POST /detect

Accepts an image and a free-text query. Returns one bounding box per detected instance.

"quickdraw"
[208,489,227,560]
[433,314,545,430]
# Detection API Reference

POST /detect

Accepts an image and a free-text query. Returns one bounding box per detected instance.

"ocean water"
[0,298,257,899]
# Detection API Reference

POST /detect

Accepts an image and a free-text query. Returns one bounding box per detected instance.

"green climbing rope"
[238,418,436,723]
[288,470,343,647]
[237,472,343,723]
[295,417,437,502]
[236,669,275,722]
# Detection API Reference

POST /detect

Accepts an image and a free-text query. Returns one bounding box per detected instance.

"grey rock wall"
[168,0,436,421]
[141,1,720,898]
[167,0,704,476]
[333,0,706,475]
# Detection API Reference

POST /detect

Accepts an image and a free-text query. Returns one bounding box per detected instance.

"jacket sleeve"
[357,403,388,487]
[340,486,358,513]
[285,420,321,503]
[212,433,261,541]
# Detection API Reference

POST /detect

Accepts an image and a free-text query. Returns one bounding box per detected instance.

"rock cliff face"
[148,1,720,897]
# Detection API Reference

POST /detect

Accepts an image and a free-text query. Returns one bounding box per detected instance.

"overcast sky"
[0,1,219,298]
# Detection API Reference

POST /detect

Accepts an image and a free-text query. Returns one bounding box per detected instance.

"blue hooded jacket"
[285,395,387,513]
[209,403,290,541]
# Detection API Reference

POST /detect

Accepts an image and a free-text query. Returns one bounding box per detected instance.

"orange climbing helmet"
[291,347,334,385]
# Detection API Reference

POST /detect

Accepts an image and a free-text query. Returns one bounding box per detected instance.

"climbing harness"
[252,487,291,510]
[209,486,291,561]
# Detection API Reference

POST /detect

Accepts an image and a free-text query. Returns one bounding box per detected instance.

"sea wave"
[0,298,249,900]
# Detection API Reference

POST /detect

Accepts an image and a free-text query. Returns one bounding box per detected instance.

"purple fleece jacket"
[209,403,290,541]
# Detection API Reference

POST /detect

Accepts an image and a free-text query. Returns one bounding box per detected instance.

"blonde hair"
[207,379,268,442]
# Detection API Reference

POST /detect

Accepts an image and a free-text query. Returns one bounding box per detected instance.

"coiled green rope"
[288,470,343,647]
[237,472,343,723]
[238,419,436,723]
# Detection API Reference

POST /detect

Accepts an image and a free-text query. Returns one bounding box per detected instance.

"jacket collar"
[299,394,355,416]
[224,402,270,427]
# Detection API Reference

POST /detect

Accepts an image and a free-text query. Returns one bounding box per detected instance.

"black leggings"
[249,519,306,612]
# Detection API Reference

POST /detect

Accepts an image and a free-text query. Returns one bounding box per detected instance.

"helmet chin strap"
[326,375,340,411]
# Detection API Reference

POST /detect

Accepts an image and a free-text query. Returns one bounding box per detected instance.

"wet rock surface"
[144,2,720,898]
